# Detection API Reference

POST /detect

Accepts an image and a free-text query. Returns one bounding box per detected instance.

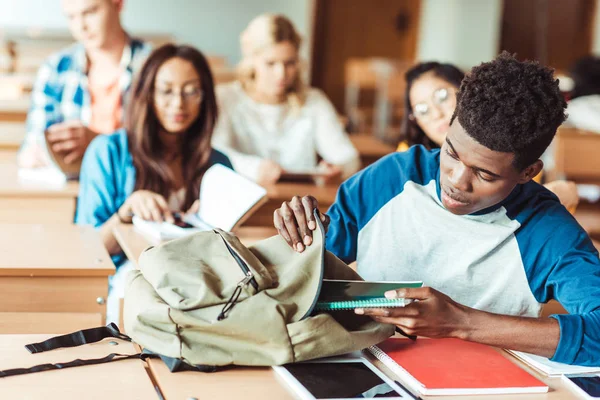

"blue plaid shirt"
[20,37,151,153]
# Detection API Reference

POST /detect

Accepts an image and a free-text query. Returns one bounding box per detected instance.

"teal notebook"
[315,279,424,311]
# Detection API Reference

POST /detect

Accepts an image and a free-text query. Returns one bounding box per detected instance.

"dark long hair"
[125,44,217,211]
[399,62,464,149]
[569,56,600,100]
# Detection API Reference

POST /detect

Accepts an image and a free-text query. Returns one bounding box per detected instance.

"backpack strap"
[0,324,149,379]
[25,323,131,354]
[0,352,151,378]
[0,324,218,378]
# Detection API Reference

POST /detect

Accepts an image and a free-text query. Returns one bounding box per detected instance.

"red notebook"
[368,338,548,396]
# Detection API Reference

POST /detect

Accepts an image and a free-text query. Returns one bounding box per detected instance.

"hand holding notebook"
[133,164,267,241]
[314,279,423,311]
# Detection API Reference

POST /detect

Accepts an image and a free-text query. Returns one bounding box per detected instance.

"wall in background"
[0,0,313,66]
[416,0,503,69]
[418,0,600,70]
[1,0,599,72]
[593,0,600,55]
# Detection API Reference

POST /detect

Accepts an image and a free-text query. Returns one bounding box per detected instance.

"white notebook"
[507,350,600,377]
[133,164,267,241]
[18,166,67,186]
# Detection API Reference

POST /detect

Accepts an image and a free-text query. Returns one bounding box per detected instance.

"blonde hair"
[238,14,305,109]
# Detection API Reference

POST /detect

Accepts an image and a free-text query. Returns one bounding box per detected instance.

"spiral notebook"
[368,338,548,396]
[315,279,423,311]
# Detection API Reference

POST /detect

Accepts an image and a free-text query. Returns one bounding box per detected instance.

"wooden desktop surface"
[350,132,395,167]
[0,224,113,276]
[0,121,26,150]
[243,181,339,226]
[0,224,114,321]
[148,359,295,400]
[0,97,30,122]
[146,339,578,400]
[0,312,103,334]
[0,154,79,223]
[0,334,157,399]
[575,202,600,240]
[113,222,277,267]
[0,334,578,400]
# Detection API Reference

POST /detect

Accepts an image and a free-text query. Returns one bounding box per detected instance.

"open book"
[133,164,267,242]
[368,338,548,396]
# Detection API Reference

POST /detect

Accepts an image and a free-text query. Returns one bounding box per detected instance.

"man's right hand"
[46,121,99,165]
[273,195,330,252]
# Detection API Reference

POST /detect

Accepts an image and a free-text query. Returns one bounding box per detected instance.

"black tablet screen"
[283,361,406,399]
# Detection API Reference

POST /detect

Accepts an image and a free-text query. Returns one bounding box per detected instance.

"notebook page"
[508,350,600,376]
[198,164,267,231]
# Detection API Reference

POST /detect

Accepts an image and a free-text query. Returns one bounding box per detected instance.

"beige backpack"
[124,212,395,367]
[0,213,393,378]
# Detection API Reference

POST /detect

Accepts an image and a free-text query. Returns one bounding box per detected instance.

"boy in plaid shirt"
[18,0,150,173]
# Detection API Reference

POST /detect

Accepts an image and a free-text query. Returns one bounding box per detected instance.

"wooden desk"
[0,312,103,334]
[0,334,157,399]
[575,202,600,240]
[350,133,395,167]
[0,121,25,150]
[0,160,79,223]
[0,224,114,326]
[243,182,339,226]
[0,97,29,122]
[148,359,294,400]
[147,344,578,400]
[113,222,277,267]
[555,127,600,183]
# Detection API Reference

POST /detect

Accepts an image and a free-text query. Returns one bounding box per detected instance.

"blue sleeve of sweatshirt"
[510,185,600,366]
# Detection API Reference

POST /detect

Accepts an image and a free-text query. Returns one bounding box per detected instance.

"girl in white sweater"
[212,14,360,185]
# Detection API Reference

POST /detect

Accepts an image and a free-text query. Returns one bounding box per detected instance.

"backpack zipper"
[217,272,254,321]
[215,231,259,320]
[216,232,258,291]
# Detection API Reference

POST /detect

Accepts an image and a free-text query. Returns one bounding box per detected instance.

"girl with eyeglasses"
[212,14,360,185]
[76,44,232,268]
[398,61,578,211]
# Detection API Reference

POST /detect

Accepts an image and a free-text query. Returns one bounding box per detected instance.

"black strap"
[0,324,218,378]
[0,324,143,379]
[0,352,151,378]
[25,323,131,354]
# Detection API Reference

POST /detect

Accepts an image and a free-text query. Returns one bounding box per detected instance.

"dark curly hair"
[451,51,567,170]
[399,62,465,149]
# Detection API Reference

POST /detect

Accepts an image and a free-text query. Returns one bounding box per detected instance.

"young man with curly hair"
[273,52,600,366]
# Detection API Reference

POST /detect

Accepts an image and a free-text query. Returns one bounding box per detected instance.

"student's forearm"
[458,308,560,358]
[100,214,123,256]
